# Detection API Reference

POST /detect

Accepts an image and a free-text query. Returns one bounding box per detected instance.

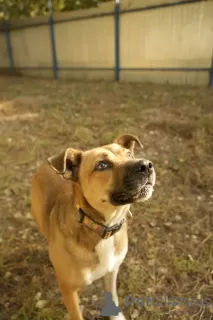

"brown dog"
[31,134,156,320]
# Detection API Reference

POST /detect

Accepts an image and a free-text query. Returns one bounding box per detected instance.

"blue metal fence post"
[48,0,58,79]
[210,53,213,87]
[2,12,15,73]
[114,0,120,81]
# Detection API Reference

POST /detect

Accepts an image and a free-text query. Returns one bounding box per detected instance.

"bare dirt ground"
[0,76,213,320]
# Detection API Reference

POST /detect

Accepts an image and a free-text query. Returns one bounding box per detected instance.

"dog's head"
[48,134,156,212]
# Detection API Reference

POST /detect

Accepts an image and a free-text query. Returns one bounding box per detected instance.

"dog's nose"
[136,160,153,174]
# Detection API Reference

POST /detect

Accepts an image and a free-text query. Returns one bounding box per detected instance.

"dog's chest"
[84,236,127,284]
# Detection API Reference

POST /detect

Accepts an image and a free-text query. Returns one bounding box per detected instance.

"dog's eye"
[127,152,133,158]
[95,160,111,171]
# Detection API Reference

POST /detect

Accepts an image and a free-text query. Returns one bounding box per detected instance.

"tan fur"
[31,134,155,320]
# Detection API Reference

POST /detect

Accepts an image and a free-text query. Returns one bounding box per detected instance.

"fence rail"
[0,0,213,86]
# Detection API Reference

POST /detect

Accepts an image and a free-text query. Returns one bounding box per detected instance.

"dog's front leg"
[104,267,126,320]
[58,280,84,320]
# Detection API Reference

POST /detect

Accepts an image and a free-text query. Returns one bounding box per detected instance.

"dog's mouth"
[110,173,156,206]
[139,180,155,200]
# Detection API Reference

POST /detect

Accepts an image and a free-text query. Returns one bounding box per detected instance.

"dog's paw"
[110,313,127,320]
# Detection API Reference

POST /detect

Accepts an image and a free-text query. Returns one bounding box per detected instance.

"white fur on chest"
[84,236,127,285]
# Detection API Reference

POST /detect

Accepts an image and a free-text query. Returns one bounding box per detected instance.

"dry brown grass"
[0,76,213,320]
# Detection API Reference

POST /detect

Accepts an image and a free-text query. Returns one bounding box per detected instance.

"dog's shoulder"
[31,162,75,237]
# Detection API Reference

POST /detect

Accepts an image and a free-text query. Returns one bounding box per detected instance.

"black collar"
[78,208,125,239]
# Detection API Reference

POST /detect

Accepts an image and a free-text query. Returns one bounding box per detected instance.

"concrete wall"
[0,32,9,67]
[55,16,114,68]
[11,26,52,68]
[0,0,212,85]
[120,0,213,85]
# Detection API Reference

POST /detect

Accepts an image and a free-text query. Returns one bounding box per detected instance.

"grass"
[0,76,213,320]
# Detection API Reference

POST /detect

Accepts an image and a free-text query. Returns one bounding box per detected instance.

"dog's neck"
[104,205,130,226]
[77,198,130,227]
[73,184,129,226]
[73,184,130,229]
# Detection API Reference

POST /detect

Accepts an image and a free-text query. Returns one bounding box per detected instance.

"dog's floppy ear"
[115,134,143,154]
[47,148,81,180]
